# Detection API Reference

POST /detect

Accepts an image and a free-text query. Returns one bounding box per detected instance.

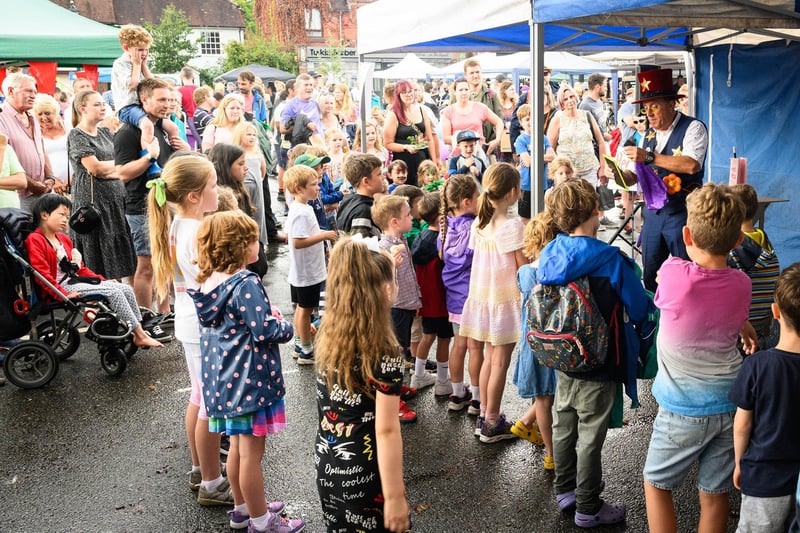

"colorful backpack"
[525,276,609,372]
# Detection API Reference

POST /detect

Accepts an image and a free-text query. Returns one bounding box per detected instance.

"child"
[232,123,269,245]
[189,211,304,533]
[510,212,560,469]
[336,153,384,238]
[728,183,780,345]
[729,262,800,532]
[387,159,408,193]
[323,128,347,187]
[460,163,526,443]
[297,148,340,231]
[543,156,575,202]
[352,119,390,174]
[448,131,487,183]
[441,174,483,415]
[284,165,338,365]
[411,191,453,396]
[392,184,428,366]
[314,237,411,533]
[643,183,757,532]
[515,103,555,221]
[111,25,178,175]
[539,179,654,527]
[417,159,441,190]
[373,195,424,382]
[208,143,267,277]
[148,154,237,506]
[26,194,163,349]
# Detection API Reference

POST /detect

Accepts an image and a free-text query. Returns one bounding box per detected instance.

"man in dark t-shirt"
[115,78,189,317]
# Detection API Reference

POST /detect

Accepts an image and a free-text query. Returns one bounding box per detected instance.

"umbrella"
[216,64,296,83]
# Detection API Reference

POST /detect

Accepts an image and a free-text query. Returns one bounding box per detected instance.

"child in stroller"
[25,194,163,349]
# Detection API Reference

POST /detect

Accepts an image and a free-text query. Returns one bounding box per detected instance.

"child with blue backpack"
[537,179,654,528]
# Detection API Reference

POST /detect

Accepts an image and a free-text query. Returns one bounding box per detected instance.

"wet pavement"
[0,198,741,532]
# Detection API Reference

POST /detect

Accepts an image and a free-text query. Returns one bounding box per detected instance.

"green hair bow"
[146,177,167,207]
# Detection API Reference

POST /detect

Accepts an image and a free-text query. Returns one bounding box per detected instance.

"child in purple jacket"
[439,174,483,416]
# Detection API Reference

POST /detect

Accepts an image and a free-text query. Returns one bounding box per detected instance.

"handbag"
[69,172,101,234]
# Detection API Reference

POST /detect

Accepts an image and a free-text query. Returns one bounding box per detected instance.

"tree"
[223,32,297,74]
[230,0,257,35]
[143,4,197,73]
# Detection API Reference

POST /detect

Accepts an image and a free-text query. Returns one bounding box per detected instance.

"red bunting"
[27,61,58,95]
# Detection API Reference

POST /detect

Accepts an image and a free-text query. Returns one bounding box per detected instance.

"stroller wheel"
[122,339,138,360]
[37,320,81,361]
[3,341,58,389]
[100,347,127,376]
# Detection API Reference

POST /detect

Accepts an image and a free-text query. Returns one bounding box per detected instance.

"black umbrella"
[216,63,296,82]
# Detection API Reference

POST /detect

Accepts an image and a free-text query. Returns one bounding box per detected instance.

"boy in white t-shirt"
[284,165,338,365]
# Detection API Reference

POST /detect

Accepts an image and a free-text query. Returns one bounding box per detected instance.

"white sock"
[250,513,271,530]
[191,465,201,473]
[452,381,465,397]
[436,362,449,382]
[470,385,480,401]
[414,357,427,377]
[200,475,223,492]
[234,503,248,515]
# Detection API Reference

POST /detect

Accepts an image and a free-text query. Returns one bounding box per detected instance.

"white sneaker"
[434,378,453,396]
[410,371,436,390]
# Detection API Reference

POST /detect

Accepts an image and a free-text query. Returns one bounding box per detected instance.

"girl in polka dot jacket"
[189,210,304,533]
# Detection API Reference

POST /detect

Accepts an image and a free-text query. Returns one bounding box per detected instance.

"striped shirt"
[0,101,48,198]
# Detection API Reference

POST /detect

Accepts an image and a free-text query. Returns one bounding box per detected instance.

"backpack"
[525,276,609,372]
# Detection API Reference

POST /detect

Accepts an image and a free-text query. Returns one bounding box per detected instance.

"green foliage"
[198,65,225,87]
[143,4,197,73]
[317,40,345,83]
[230,0,257,35]
[223,32,297,74]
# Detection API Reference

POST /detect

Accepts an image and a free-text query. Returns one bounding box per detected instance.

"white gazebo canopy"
[373,53,439,80]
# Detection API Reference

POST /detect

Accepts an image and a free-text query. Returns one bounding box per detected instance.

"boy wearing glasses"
[615,68,708,291]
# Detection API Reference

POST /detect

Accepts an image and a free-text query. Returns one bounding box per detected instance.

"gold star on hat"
[640,78,651,92]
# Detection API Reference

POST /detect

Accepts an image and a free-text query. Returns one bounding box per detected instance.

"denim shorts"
[117,103,147,128]
[643,408,734,494]
[126,213,150,256]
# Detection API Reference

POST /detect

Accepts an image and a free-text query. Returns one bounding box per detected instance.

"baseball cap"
[456,130,480,144]
[294,153,331,167]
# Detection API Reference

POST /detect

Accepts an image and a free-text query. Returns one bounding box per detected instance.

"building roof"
[51,0,245,28]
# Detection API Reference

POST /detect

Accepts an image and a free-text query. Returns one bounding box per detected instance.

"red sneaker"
[401,385,417,401]
[398,400,417,424]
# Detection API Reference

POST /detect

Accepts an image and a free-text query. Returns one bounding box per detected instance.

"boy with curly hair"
[112,24,179,175]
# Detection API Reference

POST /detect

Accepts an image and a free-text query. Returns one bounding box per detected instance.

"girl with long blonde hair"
[147,153,231,506]
[459,163,527,443]
[315,237,411,533]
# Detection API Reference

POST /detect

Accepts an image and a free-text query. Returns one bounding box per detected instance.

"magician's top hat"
[633,68,685,104]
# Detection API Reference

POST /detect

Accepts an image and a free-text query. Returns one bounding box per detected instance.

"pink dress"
[459,217,524,345]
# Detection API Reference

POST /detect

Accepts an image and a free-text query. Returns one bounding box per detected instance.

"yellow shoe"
[510,420,545,446]
[544,455,555,471]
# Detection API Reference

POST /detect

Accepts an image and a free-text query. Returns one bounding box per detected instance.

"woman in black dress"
[68,90,135,279]
[382,79,436,187]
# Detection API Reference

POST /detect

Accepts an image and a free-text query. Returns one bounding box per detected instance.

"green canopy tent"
[0,0,120,67]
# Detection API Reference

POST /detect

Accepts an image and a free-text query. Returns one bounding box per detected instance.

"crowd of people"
[2,22,800,533]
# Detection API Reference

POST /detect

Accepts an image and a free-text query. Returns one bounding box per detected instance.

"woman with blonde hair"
[34,94,70,191]
[201,93,246,152]
[67,90,135,279]
[332,82,357,141]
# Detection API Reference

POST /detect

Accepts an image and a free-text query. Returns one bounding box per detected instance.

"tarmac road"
[0,208,742,533]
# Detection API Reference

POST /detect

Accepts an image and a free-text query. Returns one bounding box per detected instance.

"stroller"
[0,208,137,389]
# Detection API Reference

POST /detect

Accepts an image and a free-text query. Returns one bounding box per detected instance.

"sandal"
[574,501,626,528]
[556,480,606,512]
